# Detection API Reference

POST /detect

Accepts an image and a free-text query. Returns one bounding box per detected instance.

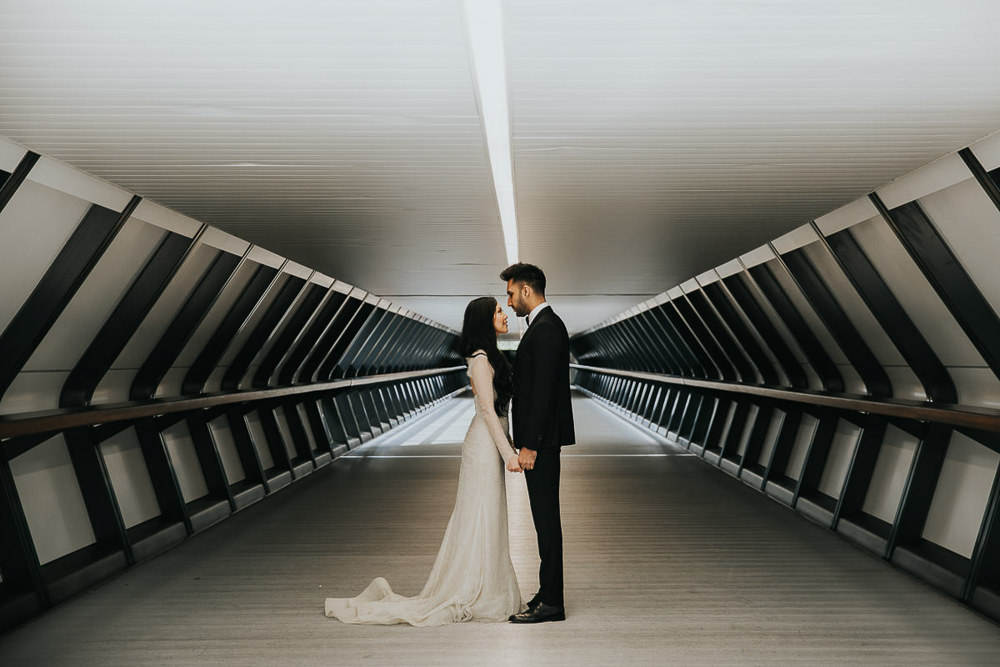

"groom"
[501,263,575,624]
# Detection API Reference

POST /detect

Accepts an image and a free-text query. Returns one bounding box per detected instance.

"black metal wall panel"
[571,137,1000,626]
[60,231,201,407]
[659,302,716,379]
[0,151,39,215]
[296,294,363,383]
[685,287,757,382]
[339,306,393,378]
[0,160,463,636]
[747,263,844,392]
[221,274,307,390]
[823,227,956,402]
[673,293,739,381]
[702,281,777,385]
[873,193,1000,384]
[181,263,280,395]
[276,289,349,385]
[0,197,141,400]
[252,282,330,388]
[130,250,243,400]
[318,300,377,381]
[781,249,892,397]
[722,273,808,388]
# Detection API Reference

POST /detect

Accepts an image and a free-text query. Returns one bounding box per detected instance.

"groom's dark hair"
[500,262,546,296]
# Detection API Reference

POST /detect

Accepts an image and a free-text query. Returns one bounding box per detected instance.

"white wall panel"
[92,245,220,403]
[26,155,133,212]
[783,414,819,481]
[200,227,249,255]
[921,432,999,559]
[734,404,759,457]
[0,181,91,330]
[217,273,289,369]
[875,153,971,210]
[0,137,26,169]
[161,421,210,503]
[110,245,220,370]
[208,416,246,484]
[951,368,1000,409]
[884,367,927,402]
[742,272,823,391]
[100,428,160,529]
[755,411,784,468]
[296,404,318,452]
[740,245,776,269]
[246,246,284,270]
[203,368,227,395]
[274,410,298,460]
[245,412,275,470]
[23,219,165,371]
[772,224,819,254]
[10,435,96,565]
[764,259,864,393]
[174,261,257,366]
[131,199,201,237]
[711,402,737,452]
[718,283,788,387]
[0,371,67,414]
[814,197,879,236]
[800,242,905,366]
[847,216,982,367]
[266,287,339,384]
[816,419,860,500]
[90,370,133,405]
[919,178,1000,318]
[862,425,917,525]
[970,130,1000,170]
[156,367,187,399]
[233,279,316,390]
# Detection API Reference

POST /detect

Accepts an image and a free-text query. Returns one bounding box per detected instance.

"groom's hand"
[518,447,538,471]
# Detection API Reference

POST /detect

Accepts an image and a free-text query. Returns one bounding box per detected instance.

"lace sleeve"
[468,355,518,466]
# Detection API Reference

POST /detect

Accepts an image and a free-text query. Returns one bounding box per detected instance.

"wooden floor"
[3,393,1000,666]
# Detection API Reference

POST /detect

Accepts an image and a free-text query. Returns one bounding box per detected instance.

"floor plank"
[2,394,1000,665]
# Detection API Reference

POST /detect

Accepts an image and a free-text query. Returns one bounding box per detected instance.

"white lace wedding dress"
[324,352,525,626]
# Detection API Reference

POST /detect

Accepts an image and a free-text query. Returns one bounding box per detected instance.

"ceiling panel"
[506,0,1000,297]
[0,0,507,313]
[3,1,1000,334]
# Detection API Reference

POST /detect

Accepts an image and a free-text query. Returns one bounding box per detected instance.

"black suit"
[512,305,575,607]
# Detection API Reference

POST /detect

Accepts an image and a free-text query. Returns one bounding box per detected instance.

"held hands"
[506,456,523,473]
[517,447,538,471]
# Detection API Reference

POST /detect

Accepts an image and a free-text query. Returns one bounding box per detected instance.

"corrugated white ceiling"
[2,0,1000,334]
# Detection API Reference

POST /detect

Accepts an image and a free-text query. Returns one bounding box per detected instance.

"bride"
[324,297,526,626]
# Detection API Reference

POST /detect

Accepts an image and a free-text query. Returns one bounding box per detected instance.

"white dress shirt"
[526,301,550,327]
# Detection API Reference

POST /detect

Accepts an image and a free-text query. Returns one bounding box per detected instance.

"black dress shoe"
[509,602,566,623]
[526,594,543,609]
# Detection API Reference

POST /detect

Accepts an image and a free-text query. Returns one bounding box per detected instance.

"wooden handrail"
[0,366,467,441]
[572,364,1000,433]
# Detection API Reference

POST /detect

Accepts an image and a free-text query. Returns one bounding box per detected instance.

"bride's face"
[493,301,509,334]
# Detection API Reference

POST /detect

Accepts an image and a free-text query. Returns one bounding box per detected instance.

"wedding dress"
[324,351,524,626]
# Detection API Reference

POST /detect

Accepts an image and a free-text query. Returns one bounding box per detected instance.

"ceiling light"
[462,0,518,265]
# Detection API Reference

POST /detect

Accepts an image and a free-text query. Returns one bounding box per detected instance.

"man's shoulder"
[532,308,568,335]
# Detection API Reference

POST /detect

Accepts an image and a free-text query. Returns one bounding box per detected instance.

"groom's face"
[506,279,531,317]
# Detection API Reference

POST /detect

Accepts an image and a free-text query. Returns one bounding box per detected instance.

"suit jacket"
[512,306,576,450]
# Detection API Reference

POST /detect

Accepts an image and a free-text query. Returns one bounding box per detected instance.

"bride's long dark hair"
[459,297,513,416]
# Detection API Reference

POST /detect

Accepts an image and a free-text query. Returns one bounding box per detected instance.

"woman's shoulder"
[466,350,492,371]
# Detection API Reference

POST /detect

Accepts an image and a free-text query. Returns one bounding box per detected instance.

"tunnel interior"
[3,3,1000,658]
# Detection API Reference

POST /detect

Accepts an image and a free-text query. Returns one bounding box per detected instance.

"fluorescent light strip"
[463,0,518,264]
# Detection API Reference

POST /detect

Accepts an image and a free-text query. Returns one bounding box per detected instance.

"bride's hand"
[506,457,523,473]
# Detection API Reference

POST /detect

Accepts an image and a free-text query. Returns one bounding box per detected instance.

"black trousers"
[524,446,563,607]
